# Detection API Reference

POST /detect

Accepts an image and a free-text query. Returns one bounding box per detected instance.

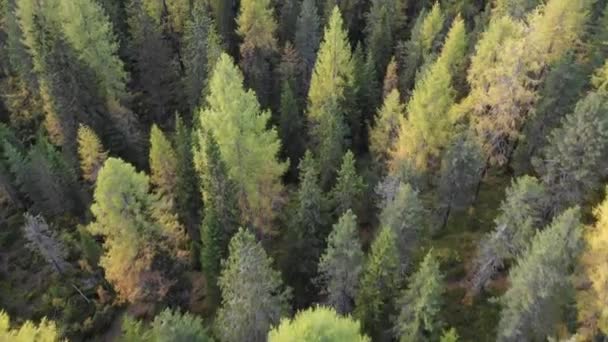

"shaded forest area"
[1,0,608,341]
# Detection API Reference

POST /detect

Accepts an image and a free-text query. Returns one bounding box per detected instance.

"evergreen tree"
[278,0,300,43]
[369,88,403,170]
[0,310,59,342]
[437,131,484,229]
[216,228,291,342]
[364,0,405,80]
[497,207,583,341]
[395,250,444,342]
[295,0,321,89]
[533,92,608,214]
[77,124,107,184]
[307,7,354,183]
[269,306,370,341]
[331,150,365,216]
[378,182,425,273]
[149,124,178,203]
[87,158,186,303]
[121,308,213,341]
[323,0,365,36]
[208,0,236,52]
[355,226,400,339]
[196,53,287,230]
[317,210,364,314]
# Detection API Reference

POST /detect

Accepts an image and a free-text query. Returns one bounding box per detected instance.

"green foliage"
[396,250,444,342]
[365,0,405,80]
[216,228,291,342]
[0,310,60,341]
[295,0,321,81]
[268,306,369,341]
[331,150,365,216]
[369,88,403,169]
[149,124,178,201]
[77,124,107,184]
[355,226,400,339]
[493,0,540,19]
[317,210,363,314]
[440,328,459,342]
[121,308,213,342]
[278,77,305,174]
[497,207,583,341]
[237,0,277,51]
[197,53,287,230]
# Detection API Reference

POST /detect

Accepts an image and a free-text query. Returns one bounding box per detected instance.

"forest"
[1,0,608,340]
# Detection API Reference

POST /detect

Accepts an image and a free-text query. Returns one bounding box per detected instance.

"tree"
[237,0,277,108]
[278,0,299,43]
[268,306,369,341]
[121,308,213,342]
[0,310,59,342]
[355,226,400,339]
[307,7,354,183]
[22,213,70,274]
[331,150,365,216]
[149,124,178,203]
[395,250,444,342]
[364,0,405,80]
[317,210,364,314]
[77,124,107,184]
[87,158,186,303]
[437,131,484,229]
[323,0,365,36]
[497,207,583,341]
[196,53,287,230]
[440,328,459,342]
[378,182,425,273]
[533,92,608,214]
[295,0,321,89]
[369,88,403,170]
[493,0,540,19]
[382,56,399,98]
[216,228,291,342]
[181,3,222,112]
[468,176,548,297]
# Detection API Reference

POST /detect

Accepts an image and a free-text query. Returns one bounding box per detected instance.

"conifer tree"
[395,250,444,342]
[87,158,185,303]
[307,7,354,183]
[331,150,365,216]
[216,228,291,342]
[497,207,583,341]
[295,0,321,89]
[369,88,403,170]
[323,0,365,36]
[382,56,399,98]
[533,92,608,214]
[364,0,405,80]
[269,306,370,341]
[149,124,178,202]
[379,182,425,273]
[121,308,213,341]
[278,0,299,43]
[317,210,364,314]
[77,124,107,184]
[208,0,236,52]
[0,310,59,342]
[493,0,540,19]
[197,53,287,230]
[22,213,70,274]
[355,226,400,339]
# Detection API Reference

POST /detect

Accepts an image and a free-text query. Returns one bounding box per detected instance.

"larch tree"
[149,124,178,204]
[0,311,59,342]
[468,176,548,297]
[268,306,370,341]
[87,158,186,304]
[237,0,277,108]
[196,53,287,230]
[383,56,399,98]
[378,182,425,273]
[497,207,583,341]
[355,226,401,340]
[331,150,365,216]
[369,88,404,170]
[216,228,291,342]
[317,210,364,314]
[77,124,107,184]
[307,6,354,184]
[295,0,321,90]
[533,92,608,214]
[395,250,444,342]
[121,308,213,341]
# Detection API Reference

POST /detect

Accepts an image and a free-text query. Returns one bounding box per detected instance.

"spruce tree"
[331,150,365,216]
[216,228,291,342]
[364,0,405,80]
[196,53,287,230]
[497,207,583,341]
[317,210,364,314]
[295,0,321,89]
[395,250,444,342]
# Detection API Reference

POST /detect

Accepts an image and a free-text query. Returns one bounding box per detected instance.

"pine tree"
[497,207,583,341]
[369,88,404,170]
[331,150,365,216]
[533,92,608,214]
[378,182,425,273]
[295,0,321,89]
[237,0,277,108]
[437,131,484,229]
[468,176,548,296]
[395,250,444,342]
[0,310,59,341]
[268,306,370,341]
[355,226,400,339]
[77,124,107,184]
[149,124,178,202]
[196,53,287,230]
[307,7,354,183]
[216,228,291,342]
[317,210,364,314]
[87,158,186,303]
